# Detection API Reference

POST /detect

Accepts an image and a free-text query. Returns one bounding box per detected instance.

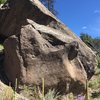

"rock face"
[0,0,97,95]
[0,81,28,100]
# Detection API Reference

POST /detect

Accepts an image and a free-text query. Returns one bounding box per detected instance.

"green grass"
[97,57,100,68]
[19,85,59,100]
[45,89,60,100]
[2,77,100,100]
[18,78,59,100]
[88,69,100,99]
[89,80,100,89]
[95,67,100,75]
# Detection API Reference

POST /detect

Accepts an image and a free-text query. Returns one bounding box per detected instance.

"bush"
[0,0,6,4]
[97,57,100,68]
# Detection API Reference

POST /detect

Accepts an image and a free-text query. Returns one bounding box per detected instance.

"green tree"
[93,38,100,53]
[0,0,6,4]
[80,33,100,68]
[80,33,94,48]
[80,33,100,53]
[40,0,57,15]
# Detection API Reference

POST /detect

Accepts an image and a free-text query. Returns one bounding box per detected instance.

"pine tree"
[40,0,57,15]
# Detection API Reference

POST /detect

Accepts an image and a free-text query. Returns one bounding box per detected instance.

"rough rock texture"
[0,81,28,100]
[0,0,97,95]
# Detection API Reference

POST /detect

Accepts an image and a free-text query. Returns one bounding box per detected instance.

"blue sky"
[55,0,100,38]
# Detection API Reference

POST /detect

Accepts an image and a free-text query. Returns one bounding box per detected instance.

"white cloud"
[92,26,100,34]
[82,26,87,30]
[94,10,100,14]
[81,17,100,37]
[80,11,100,37]
[87,22,100,37]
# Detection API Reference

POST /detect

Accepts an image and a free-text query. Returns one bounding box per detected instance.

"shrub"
[0,0,6,4]
[97,57,100,68]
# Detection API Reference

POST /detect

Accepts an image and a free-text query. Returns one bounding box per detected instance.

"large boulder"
[0,0,97,95]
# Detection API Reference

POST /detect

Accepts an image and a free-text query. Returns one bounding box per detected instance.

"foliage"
[19,85,59,100]
[97,57,100,68]
[93,38,100,52]
[80,33,100,99]
[18,78,59,100]
[80,33,100,67]
[95,67,100,75]
[91,91,100,99]
[40,0,57,15]
[0,0,6,4]
[88,71,100,99]
[44,89,59,100]
[80,33,94,48]
[80,33,100,51]
[80,33,93,43]
[88,79,100,89]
